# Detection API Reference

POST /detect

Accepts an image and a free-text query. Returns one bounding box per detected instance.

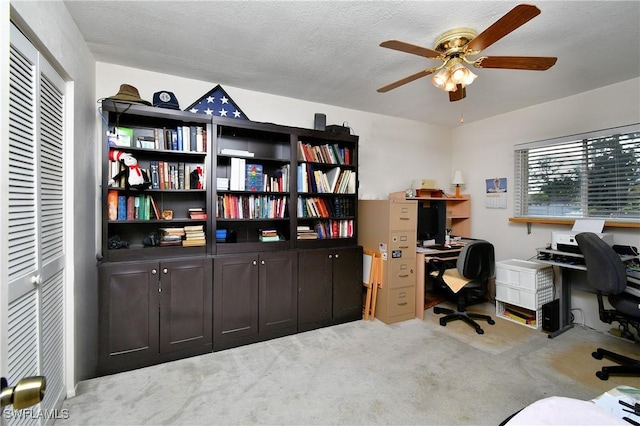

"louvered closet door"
[6,23,66,425]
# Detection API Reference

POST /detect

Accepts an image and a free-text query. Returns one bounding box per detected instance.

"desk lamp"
[452,171,465,198]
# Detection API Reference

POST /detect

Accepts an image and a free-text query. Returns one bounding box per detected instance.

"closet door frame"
[2,22,68,423]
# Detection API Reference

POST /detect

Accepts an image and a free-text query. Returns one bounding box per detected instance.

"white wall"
[451,77,640,331]
[96,63,453,200]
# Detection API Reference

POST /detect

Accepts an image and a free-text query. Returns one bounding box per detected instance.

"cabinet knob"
[334,253,339,259]
[252,260,257,265]
[328,254,333,259]
[30,275,42,286]
[163,268,168,274]
[151,269,157,275]
[261,260,265,265]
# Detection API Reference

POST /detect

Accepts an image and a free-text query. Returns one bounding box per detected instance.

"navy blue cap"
[152,91,180,110]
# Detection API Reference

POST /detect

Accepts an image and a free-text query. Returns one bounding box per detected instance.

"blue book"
[117,195,126,220]
[177,126,183,151]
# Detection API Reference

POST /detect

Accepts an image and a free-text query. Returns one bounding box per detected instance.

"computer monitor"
[416,200,447,245]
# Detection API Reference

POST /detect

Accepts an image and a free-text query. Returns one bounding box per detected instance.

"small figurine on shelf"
[109,149,151,190]
[444,228,452,248]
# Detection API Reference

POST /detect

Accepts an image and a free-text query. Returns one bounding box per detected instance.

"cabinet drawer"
[495,283,540,311]
[388,258,415,289]
[495,260,553,291]
[387,286,416,317]
[389,202,416,230]
[389,231,416,253]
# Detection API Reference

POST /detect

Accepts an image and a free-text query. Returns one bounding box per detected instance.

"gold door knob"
[0,376,46,410]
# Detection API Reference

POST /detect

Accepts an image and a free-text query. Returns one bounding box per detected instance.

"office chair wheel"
[488,318,495,325]
[476,327,484,335]
[592,351,603,360]
[596,371,609,380]
[439,318,447,326]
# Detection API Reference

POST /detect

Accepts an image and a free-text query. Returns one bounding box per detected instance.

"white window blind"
[514,124,640,221]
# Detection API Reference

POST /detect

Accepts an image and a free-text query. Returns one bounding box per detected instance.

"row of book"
[227,158,290,192]
[109,126,207,153]
[296,197,354,218]
[304,219,353,239]
[297,141,352,165]
[108,160,205,191]
[297,164,356,194]
[216,194,288,220]
[149,161,205,190]
[108,191,160,221]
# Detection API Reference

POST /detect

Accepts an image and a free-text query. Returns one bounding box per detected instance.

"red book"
[107,191,118,221]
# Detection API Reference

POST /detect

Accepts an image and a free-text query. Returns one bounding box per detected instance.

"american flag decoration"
[185,85,249,120]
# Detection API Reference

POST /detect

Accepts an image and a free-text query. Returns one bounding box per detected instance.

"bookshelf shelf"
[101,100,213,261]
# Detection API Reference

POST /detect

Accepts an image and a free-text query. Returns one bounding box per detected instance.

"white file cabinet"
[495,259,554,329]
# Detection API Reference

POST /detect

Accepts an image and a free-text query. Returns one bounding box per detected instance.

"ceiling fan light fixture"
[378,4,557,103]
[444,78,458,92]
[431,68,450,90]
[449,62,469,85]
[462,69,477,86]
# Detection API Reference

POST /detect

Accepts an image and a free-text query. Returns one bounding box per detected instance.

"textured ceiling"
[63,1,640,127]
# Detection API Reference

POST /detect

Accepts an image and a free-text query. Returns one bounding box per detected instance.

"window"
[514,124,640,221]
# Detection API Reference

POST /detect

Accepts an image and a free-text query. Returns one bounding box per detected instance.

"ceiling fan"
[377,4,557,102]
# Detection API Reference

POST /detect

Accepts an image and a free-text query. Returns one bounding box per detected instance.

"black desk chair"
[431,240,496,334]
[575,232,640,380]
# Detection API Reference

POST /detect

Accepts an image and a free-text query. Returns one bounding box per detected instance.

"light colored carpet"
[58,302,639,425]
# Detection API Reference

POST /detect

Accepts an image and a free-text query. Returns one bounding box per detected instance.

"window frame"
[512,123,640,228]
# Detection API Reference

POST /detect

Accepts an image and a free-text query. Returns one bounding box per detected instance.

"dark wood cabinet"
[213,251,297,350]
[98,262,159,370]
[98,105,364,372]
[298,246,363,332]
[159,258,213,353]
[98,257,212,375]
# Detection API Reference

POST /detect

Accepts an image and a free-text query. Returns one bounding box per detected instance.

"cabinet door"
[98,262,159,367]
[259,251,297,334]
[298,249,332,326]
[332,247,363,319]
[160,258,212,354]
[213,254,259,341]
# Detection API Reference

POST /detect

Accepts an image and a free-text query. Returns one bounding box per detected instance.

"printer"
[551,219,614,253]
[552,231,613,253]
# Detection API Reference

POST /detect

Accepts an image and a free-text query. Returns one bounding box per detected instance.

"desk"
[415,245,463,320]
[534,248,639,339]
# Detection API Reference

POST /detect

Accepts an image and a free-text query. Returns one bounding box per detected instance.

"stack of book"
[183,225,206,247]
[502,305,536,326]
[259,229,281,242]
[158,227,185,247]
[188,207,207,220]
[296,225,318,240]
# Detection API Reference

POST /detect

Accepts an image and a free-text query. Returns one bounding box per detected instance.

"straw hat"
[107,84,151,106]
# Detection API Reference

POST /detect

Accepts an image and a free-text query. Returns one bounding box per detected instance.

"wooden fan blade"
[380,40,441,59]
[466,4,541,53]
[377,68,437,93]
[474,56,557,70]
[449,84,466,102]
